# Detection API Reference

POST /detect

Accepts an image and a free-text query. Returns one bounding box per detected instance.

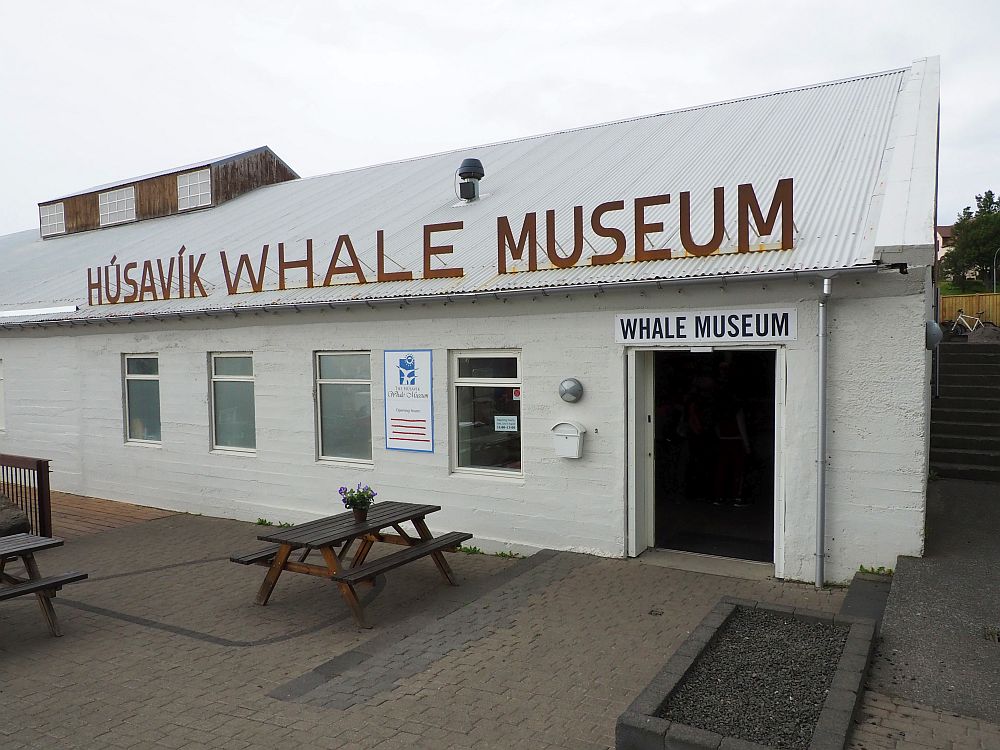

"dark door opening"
[653,349,776,563]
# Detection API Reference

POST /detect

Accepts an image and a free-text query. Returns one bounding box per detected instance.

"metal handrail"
[0,454,52,537]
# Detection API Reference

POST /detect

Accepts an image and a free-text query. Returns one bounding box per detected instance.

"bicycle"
[950,309,985,335]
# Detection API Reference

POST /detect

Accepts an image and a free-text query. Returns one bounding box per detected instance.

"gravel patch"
[658,607,849,749]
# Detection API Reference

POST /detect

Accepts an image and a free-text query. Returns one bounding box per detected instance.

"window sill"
[125,440,161,449]
[450,467,526,484]
[317,457,375,469]
[210,448,257,457]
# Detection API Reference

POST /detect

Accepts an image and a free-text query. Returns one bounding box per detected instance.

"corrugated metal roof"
[1,60,939,325]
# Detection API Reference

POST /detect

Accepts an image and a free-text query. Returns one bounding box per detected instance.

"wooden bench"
[0,572,88,601]
[330,531,472,586]
[1,533,88,637]
[237,503,474,629]
[230,540,346,567]
[229,544,283,566]
[329,531,472,628]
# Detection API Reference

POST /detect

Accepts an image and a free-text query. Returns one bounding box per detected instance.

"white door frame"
[625,344,787,578]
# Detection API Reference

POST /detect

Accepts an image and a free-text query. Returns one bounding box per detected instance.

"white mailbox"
[551,421,587,459]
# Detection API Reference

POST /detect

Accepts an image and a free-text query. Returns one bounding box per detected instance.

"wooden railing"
[940,292,1000,324]
[0,454,52,537]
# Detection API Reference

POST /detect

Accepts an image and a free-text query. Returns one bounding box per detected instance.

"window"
[177,169,211,210]
[316,352,372,461]
[452,351,522,473]
[39,203,65,236]
[211,354,255,450]
[98,186,136,226]
[124,355,161,442]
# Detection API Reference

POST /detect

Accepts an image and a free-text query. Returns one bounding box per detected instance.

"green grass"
[493,550,523,559]
[458,545,484,555]
[939,280,989,296]
[256,518,295,527]
[858,564,893,576]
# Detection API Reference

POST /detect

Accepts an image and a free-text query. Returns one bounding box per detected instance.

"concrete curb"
[615,597,877,750]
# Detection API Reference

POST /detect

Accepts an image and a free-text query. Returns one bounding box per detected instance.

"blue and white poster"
[383,350,434,452]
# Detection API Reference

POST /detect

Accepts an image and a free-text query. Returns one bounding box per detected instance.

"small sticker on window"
[512,388,521,401]
[494,415,518,432]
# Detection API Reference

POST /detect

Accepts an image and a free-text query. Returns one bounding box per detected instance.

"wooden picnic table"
[230,501,471,628]
[0,533,87,637]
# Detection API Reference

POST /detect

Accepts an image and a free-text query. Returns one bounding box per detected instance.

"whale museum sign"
[615,308,797,344]
[84,179,793,306]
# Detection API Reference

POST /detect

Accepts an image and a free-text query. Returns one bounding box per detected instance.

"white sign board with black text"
[615,308,797,344]
[384,350,434,452]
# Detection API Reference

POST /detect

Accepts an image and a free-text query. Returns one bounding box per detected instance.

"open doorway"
[652,350,776,563]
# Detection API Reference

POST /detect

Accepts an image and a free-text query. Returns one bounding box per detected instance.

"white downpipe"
[816,277,833,588]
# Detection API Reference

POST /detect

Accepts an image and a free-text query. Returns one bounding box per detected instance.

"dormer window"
[39,203,65,236]
[178,169,211,210]
[37,147,296,237]
[99,186,136,226]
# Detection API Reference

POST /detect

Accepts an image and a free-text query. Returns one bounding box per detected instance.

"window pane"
[127,379,161,441]
[456,385,521,471]
[458,356,518,379]
[319,354,370,380]
[126,357,158,376]
[214,356,253,377]
[319,383,372,459]
[213,381,256,449]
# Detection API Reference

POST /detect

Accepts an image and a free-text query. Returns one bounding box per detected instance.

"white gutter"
[0,265,881,329]
[0,305,78,319]
[815,277,833,588]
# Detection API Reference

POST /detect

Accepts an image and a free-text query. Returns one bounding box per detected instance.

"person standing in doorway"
[714,386,752,507]
[684,372,718,502]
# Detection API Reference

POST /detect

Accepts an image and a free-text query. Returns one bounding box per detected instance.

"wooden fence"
[940,292,1000,324]
[0,454,52,537]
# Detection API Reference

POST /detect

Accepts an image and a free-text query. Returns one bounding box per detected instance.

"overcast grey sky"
[1,1,996,236]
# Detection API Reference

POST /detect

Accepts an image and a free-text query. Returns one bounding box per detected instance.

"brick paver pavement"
[3,499,996,749]
[849,691,1000,750]
[1,510,844,749]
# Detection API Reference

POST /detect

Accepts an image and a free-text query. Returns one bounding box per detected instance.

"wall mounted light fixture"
[559,377,584,403]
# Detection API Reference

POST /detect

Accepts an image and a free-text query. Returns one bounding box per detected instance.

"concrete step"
[940,351,1000,365]
[932,396,1000,412]
[930,462,1000,483]
[939,343,1000,355]
[938,373,1000,387]
[930,447,1000,468]
[931,420,1000,439]
[931,407,1000,425]
[936,385,1000,399]
[939,363,1000,376]
[932,434,1000,451]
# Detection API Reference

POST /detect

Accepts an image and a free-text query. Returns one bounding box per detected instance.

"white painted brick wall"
[0,271,929,582]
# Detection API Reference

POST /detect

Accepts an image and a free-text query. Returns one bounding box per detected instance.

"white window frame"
[39,203,65,236]
[315,351,373,464]
[123,354,160,444]
[210,352,256,453]
[177,168,212,211]
[449,349,523,477]
[98,186,136,226]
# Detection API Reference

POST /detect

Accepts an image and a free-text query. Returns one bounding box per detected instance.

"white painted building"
[0,58,940,584]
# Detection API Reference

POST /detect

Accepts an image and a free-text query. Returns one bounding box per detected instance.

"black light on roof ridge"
[457,157,485,201]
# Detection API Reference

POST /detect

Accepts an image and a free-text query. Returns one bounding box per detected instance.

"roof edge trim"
[0,266,880,329]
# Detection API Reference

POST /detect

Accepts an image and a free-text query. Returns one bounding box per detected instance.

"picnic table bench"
[231,501,471,628]
[0,533,87,637]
